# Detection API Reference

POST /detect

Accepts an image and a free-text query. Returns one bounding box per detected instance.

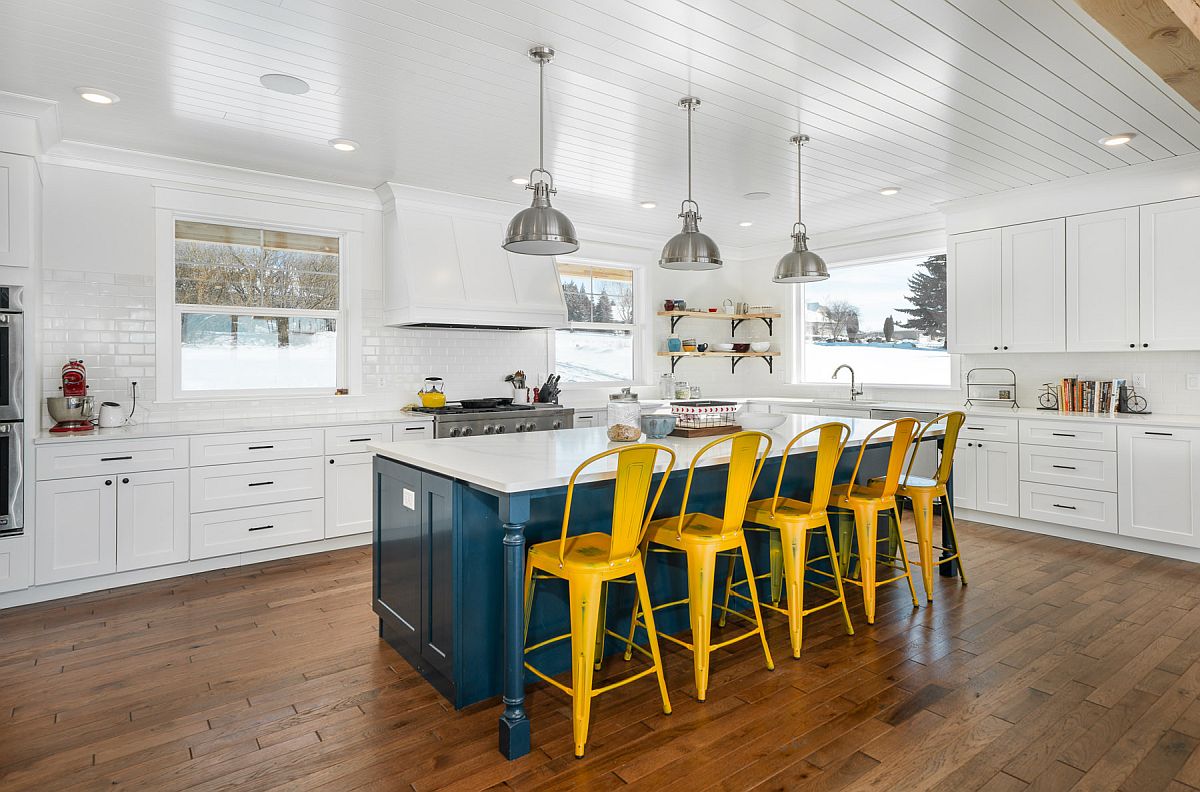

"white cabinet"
[116,469,189,572]
[1001,219,1065,353]
[324,423,393,455]
[325,454,373,538]
[0,152,35,269]
[189,429,323,467]
[35,475,118,584]
[190,499,324,560]
[189,457,323,513]
[0,534,31,593]
[770,404,822,416]
[948,228,1003,353]
[954,440,1019,517]
[393,421,434,440]
[573,409,602,428]
[1066,208,1139,352]
[818,407,873,419]
[1118,426,1200,547]
[1139,197,1200,351]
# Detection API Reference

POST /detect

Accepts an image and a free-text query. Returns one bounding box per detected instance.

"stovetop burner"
[411,404,538,415]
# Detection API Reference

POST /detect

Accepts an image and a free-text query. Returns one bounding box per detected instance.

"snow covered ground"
[803,341,951,386]
[180,332,338,392]
[555,330,633,383]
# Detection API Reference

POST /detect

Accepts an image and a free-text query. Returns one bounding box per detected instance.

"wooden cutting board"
[669,424,742,438]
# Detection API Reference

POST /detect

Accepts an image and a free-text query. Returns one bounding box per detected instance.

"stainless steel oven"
[0,286,24,537]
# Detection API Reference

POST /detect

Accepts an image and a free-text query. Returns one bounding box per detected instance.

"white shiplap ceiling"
[3,0,1199,244]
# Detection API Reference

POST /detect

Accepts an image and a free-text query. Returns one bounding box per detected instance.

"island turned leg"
[499,493,532,760]
[939,437,958,577]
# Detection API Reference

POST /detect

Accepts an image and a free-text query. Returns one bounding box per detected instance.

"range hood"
[376,183,569,329]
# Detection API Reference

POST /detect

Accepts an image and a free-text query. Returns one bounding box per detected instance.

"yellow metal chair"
[728,422,855,658]
[869,411,968,602]
[625,431,775,702]
[829,418,921,625]
[523,443,676,759]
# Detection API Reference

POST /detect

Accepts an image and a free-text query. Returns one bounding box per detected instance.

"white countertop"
[369,413,913,494]
[33,410,433,445]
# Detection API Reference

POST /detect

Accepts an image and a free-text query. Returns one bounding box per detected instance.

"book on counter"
[1057,376,1124,414]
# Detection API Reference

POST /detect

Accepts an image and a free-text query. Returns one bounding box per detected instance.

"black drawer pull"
[348,437,371,443]
[1052,503,1077,510]
[1051,464,1077,470]
[1051,433,1075,438]
[248,445,274,450]
[1145,431,1173,437]
[247,481,274,487]
[100,455,133,462]
[965,427,985,431]
[248,524,274,532]
[404,425,425,431]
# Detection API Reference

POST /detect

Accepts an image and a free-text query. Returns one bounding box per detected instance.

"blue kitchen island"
[368,414,936,760]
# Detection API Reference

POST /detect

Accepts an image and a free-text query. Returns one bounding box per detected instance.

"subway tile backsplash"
[40,269,552,426]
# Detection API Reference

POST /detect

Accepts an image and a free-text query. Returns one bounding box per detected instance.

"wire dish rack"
[670,400,738,429]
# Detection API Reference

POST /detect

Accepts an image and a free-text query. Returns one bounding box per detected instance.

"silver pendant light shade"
[503,46,579,256]
[773,134,829,283]
[660,97,722,271]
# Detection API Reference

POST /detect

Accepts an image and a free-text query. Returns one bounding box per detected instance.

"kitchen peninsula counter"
[369,414,945,760]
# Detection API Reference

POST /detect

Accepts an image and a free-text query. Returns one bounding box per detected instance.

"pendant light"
[773,134,829,283]
[503,46,579,256]
[660,97,722,270]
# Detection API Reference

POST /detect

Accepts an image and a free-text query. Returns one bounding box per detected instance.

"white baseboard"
[958,509,1200,564]
[0,532,372,610]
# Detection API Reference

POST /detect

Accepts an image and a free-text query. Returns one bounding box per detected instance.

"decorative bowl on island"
[641,414,677,438]
[736,411,786,430]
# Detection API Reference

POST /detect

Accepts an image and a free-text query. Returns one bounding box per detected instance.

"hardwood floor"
[3,519,1200,791]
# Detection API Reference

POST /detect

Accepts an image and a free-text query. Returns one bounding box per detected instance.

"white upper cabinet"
[1001,219,1065,353]
[1066,208,1140,352]
[0,153,35,269]
[1139,197,1200,351]
[948,228,1003,353]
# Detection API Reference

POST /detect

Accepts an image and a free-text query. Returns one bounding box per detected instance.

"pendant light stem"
[791,133,810,233]
[687,101,693,203]
[538,57,545,173]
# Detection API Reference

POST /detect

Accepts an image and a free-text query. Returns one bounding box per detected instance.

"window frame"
[160,212,352,401]
[551,258,649,388]
[787,252,959,390]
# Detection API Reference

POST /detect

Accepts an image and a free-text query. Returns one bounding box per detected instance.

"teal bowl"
[641,415,676,439]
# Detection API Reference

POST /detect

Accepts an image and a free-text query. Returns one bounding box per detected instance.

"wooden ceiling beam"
[1076,0,1200,110]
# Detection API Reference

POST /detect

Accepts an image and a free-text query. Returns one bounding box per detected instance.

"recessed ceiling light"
[744,191,771,201]
[738,221,754,227]
[1099,132,1137,147]
[75,87,119,105]
[639,201,657,209]
[260,73,310,95]
[329,138,358,152]
[511,176,530,186]
[879,187,901,196]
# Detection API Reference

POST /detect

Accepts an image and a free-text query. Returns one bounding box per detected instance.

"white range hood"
[375,183,568,329]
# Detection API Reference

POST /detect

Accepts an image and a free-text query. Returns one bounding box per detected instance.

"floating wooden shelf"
[657,310,780,335]
[657,350,778,374]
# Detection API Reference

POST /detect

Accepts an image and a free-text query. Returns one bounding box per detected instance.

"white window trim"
[786,253,959,390]
[551,257,651,388]
[155,196,363,403]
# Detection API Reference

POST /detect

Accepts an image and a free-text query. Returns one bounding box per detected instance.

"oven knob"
[515,424,525,432]
[461,427,474,437]
[495,425,506,434]
[552,420,563,430]
[525,422,537,432]
[483,425,494,435]
[449,427,462,438]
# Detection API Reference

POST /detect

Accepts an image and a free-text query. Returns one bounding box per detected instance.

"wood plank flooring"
[3,519,1200,791]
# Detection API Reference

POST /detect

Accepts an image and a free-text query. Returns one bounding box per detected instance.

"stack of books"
[1058,377,1124,414]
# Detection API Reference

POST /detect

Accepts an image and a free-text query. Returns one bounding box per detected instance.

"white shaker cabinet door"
[35,475,117,584]
[1118,426,1200,547]
[1002,219,1065,353]
[117,469,189,572]
[948,228,1003,353]
[953,444,979,511]
[0,153,34,269]
[1139,198,1200,351]
[325,454,373,538]
[1066,208,1140,352]
[975,441,1020,517]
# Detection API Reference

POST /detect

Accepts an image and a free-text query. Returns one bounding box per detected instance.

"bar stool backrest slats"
[846,418,919,500]
[905,411,966,487]
[677,431,773,538]
[771,422,851,515]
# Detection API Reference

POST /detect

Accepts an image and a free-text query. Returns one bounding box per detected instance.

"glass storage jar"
[674,380,691,400]
[607,388,642,442]
[659,373,676,399]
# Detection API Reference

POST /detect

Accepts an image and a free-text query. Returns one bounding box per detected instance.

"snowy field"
[180,332,337,391]
[555,330,633,382]
[803,341,950,386]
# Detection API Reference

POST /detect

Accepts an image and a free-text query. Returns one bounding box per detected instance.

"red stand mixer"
[47,359,96,433]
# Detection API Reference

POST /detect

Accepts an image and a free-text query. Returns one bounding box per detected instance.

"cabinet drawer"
[189,457,323,513]
[36,436,189,480]
[960,416,1018,443]
[0,533,30,593]
[1019,445,1117,492]
[190,499,324,560]
[190,429,323,467]
[324,423,393,455]
[393,421,434,440]
[1019,420,1116,451]
[1020,482,1117,534]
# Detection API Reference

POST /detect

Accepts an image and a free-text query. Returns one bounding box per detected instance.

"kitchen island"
[368,414,940,760]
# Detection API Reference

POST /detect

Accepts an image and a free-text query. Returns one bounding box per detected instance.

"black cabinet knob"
[993,346,999,350]
[1002,346,1008,350]
[121,478,129,484]
[329,458,335,464]
[1129,343,1135,348]
[105,480,112,486]
[1143,343,1149,348]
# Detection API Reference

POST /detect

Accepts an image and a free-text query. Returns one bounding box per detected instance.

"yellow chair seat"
[528,532,639,574]
[646,512,738,545]
[869,474,938,489]
[829,481,889,505]
[744,496,820,526]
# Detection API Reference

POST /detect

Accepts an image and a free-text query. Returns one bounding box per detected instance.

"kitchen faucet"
[832,364,864,401]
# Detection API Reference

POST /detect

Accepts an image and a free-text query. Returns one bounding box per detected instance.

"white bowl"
[713,342,735,352]
[737,411,786,430]
[749,341,771,353]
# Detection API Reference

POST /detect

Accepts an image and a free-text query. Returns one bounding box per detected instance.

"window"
[797,253,951,387]
[554,262,638,383]
[173,220,343,396]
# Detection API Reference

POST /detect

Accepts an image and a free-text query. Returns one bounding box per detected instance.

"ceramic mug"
[663,299,675,311]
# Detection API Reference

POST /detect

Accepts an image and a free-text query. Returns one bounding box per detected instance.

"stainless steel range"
[412,404,574,438]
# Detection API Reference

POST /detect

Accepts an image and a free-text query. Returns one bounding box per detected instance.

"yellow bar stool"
[869,411,968,602]
[728,422,854,658]
[829,418,921,625]
[624,431,775,702]
[523,443,676,759]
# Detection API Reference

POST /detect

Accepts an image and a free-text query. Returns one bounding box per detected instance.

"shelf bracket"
[730,317,773,336]
[669,315,683,333]
[729,355,775,374]
[669,355,681,374]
